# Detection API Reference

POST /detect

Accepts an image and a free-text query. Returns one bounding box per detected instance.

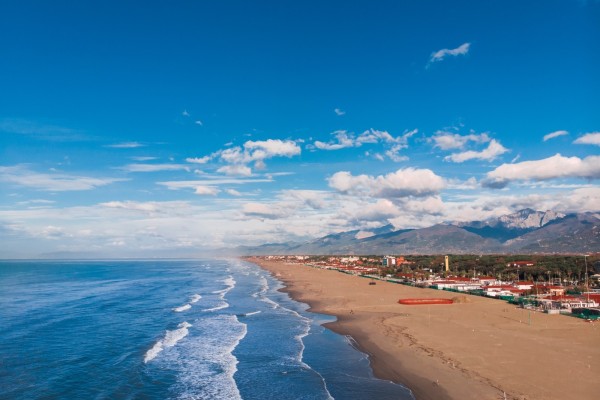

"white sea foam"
[244,311,261,316]
[173,304,192,312]
[190,294,202,303]
[252,275,269,298]
[202,302,229,312]
[172,315,247,400]
[144,321,192,363]
[212,276,236,297]
[258,295,278,309]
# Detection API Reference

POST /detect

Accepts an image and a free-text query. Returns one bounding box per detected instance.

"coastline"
[249,257,600,400]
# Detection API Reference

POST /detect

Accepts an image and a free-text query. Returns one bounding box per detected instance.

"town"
[251,254,600,320]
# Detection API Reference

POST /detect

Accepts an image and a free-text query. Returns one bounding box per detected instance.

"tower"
[444,255,449,272]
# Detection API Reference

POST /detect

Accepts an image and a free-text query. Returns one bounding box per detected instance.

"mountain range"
[238,209,600,255]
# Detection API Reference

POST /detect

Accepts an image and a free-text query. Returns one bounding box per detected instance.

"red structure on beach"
[398,298,453,305]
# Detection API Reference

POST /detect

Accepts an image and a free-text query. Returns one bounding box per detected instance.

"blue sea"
[0,259,413,399]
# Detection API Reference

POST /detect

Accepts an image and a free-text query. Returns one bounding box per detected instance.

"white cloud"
[483,154,600,188]
[314,131,355,150]
[279,190,327,210]
[334,108,345,116]
[348,199,401,221]
[355,230,375,240]
[242,203,290,219]
[430,131,490,150]
[182,110,190,117]
[428,42,471,64]
[444,139,508,163]
[244,139,301,159]
[131,156,158,161]
[194,186,220,196]
[217,165,252,177]
[385,145,410,162]
[0,118,87,141]
[210,139,302,174]
[225,189,242,196]
[120,163,190,172]
[101,201,161,213]
[195,120,203,126]
[0,165,126,191]
[574,132,600,146]
[106,142,145,148]
[16,199,55,207]
[543,130,568,142]
[446,177,478,190]
[328,168,445,198]
[186,156,212,164]
[158,177,272,190]
[313,129,416,162]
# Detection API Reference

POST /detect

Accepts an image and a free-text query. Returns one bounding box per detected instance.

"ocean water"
[0,259,413,399]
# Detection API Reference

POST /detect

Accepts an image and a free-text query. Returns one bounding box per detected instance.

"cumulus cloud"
[217,165,252,177]
[444,139,508,163]
[328,168,445,198]
[428,42,471,65]
[0,165,126,191]
[334,108,345,116]
[482,154,600,188]
[120,163,190,172]
[244,139,301,159]
[430,131,490,150]
[186,156,211,164]
[574,132,600,146]
[188,139,302,176]
[315,129,416,150]
[348,199,401,221]
[194,186,220,196]
[313,129,416,162]
[314,131,355,150]
[543,130,568,142]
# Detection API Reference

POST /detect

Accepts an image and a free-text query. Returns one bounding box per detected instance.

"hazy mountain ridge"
[240,209,599,255]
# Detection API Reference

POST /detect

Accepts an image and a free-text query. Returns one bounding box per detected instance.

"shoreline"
[249,257,600,400]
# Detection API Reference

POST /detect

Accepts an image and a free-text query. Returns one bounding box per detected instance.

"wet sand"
[249,258,600,400]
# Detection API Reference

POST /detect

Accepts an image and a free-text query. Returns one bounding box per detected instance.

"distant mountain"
[238,209,600,255]
[458,209,566,242]
[503,212,600,253]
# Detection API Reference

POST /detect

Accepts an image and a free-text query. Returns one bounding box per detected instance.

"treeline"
[397,254,599,283]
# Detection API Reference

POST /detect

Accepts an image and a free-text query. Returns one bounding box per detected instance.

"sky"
[1,0,599,257]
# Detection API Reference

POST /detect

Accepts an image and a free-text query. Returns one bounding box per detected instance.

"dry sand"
[249,258,600,400]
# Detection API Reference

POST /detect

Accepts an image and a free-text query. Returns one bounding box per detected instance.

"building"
[507,261,535,267]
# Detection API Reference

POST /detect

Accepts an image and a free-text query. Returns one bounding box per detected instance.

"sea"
[0,259,413,399]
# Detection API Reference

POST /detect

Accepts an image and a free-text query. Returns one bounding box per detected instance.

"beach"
[250,258,600,400]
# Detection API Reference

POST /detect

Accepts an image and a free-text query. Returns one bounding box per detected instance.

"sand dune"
[250,258,600,400]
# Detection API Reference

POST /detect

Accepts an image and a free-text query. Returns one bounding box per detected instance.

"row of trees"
[393,254,599,285]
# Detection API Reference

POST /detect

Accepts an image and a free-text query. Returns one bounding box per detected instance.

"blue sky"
[1,0,599,257]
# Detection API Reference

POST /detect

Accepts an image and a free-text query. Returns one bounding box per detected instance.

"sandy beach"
[249,258,600,400]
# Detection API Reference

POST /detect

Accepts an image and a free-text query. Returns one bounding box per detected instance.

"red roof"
[484,285,514,290]
[548,295,579,301]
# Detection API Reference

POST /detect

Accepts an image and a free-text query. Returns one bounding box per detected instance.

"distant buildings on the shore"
[254,254,600,319]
